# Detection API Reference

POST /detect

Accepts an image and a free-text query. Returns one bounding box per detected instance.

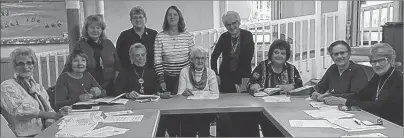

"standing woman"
[65,14,121,96]
[55,50,106,110]
[154,5,195,137]
[1,47,70,137]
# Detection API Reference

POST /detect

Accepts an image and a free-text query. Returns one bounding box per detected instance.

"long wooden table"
[36,93,403,137]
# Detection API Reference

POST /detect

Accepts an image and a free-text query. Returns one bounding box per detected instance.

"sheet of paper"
[82,126,129,137]
[73,100,97,105]
[261,95,291,102]
[72,106,100,112]
[341,133,388,137]
[187,91,219,100]
[103,115,144,123]
[55,122,98,137]
[289,120,336,128]
[289,85,314,93]
[110,99,129,104]
[59,116,104,129]
[304,109,354,119]
[305,97,313,101]
[104,110,134,116]
[94,93,125,103]
[327,118,385,132]
[309,102,339,110]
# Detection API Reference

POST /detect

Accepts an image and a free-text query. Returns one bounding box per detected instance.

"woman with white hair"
[323,43,403,126]
[115,43,159,98]
[1,47,71,137]
[177,46,218,136]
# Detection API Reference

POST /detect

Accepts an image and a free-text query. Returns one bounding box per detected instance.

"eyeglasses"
[15,61,34,67]
[193,57,207,61]
[224,20,239,27]
[369,58,389,65]
[131,16,145,20]
[331,51,349,57]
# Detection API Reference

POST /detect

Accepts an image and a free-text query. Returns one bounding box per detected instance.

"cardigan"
[114,65,159,96]
[116,27,158,69]
[346,67,403,126]
[210,29,255,84]
[177,66,219,95]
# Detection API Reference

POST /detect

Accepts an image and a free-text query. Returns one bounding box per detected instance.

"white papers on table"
[104,110,134,116]
[55,121,98,137]
[82,126,129,137]
[304,109,354,119]
[103,115,144,123]
[261,95,291,102]
[59,115,104,129]
[111,99,129,104]
[289,120,337,128]
[187,91,219,100]
[289,85,314,93]
[305,97,312,101]
[253,88,282,97]
[327,118,385,132]
[72,106,100,112]
[341,133,388,137]
[309,102,339,110]
[94,93,126,104]
[134,94,160,102]
[63,111,103,120]
[73,100,97,105]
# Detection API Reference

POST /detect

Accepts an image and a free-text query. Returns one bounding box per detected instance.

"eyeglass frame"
[15,61,34,67]
[369,57,390,66]
[330,50,349,57]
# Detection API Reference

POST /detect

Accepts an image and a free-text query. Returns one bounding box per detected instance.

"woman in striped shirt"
[154,5,194,137]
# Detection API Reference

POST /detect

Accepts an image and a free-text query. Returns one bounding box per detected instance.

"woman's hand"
[276,84,295,94]
[311,92,321,100]
[160,82,167,91]
[58,106,72,116]
[160,92,172,99]
[249,84,261,93]
[79,93,93,101]
[182,88,194,97]
[44,119,55,128]
[126,91,140,99]
[89,87,102,97]
[323,96,347,105]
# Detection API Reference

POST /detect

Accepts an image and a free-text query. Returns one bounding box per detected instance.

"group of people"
[0,5,402,137]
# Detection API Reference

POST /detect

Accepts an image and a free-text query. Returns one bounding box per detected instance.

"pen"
[82,84,90,94]
[354,120,361,126]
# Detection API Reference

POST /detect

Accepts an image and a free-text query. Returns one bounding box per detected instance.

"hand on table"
[323,96,347,105]
[182,88,194,97]
[249,84,261,93]
[276,84,294,94]
[89,87,102,97]
[126,91,140,99]
[58,106,72,116]
[44,119,55,128]
[79,93,93,101]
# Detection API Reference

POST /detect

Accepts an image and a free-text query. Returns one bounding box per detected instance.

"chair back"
[1,113,16,137]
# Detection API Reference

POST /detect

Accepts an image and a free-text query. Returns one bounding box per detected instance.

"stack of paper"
[261,95,291,102]
[56,116,101,137]
[82,126,129,137]
[104,110,134,116]
[341,133,388,137]
[94,93,126,104]
[134,94,160,102]
[327,118,385,132]
[303,109,354,119]
[63,111,103,120]
[187,91,219,100]
[103,115,144,123]
[309,102,339,110]
[253,88,282,97]
[289,120,338,128]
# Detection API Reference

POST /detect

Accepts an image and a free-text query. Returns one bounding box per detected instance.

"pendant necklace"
[375,68,395,100]
[133,66,145,94]
[230,35,240,53]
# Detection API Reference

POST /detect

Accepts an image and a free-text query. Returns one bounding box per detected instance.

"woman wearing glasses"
[311,40,368,101]
[1,47,71,137]
[322,43,403,126]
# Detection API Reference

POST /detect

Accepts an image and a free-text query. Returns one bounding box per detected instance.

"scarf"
[189,64,208,90]
[15,76,49,112]
[87,39,104,71]
[260,60,295,88]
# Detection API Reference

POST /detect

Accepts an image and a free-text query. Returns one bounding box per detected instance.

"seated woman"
[247,39,303,137]
[115,43,159,98]
[323,43,403,126]
[55,50,106,109]
[177,46,218,137]
[1,47,70,137]
[311,40,368,101]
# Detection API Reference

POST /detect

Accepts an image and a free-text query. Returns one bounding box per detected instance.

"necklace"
[133,66,145,94]
[375,68,395,100]
[230,35,240,53]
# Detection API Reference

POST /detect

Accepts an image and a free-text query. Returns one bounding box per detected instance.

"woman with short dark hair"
[55,50,106,110]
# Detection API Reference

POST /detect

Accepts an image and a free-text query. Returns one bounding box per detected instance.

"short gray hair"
[10,47,37,67]
[129,43,146,60]
[189,46,208,58]
[369,43,396,62]
[129,6,147,20]
[222,11,240,24]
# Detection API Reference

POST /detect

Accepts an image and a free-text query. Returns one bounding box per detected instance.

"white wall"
[281,1,338,19]
[96,0,214,44]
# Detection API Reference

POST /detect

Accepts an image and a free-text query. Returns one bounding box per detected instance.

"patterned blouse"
[1,77,55,137]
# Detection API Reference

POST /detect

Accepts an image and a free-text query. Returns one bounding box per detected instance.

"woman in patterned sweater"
[154,5,194,137]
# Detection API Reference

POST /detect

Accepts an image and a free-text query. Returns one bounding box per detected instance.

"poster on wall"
[0,1,68,45]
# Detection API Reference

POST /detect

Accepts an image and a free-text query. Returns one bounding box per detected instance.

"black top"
[114,64,159,96]
[210,29,255,84]
[316,61,369,98]
[116,27,158,69]
[346,67,403,126]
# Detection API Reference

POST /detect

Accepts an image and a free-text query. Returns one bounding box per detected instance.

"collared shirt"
[1,76,55,137]
[116,27,158,69]
[316,61,368,98]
